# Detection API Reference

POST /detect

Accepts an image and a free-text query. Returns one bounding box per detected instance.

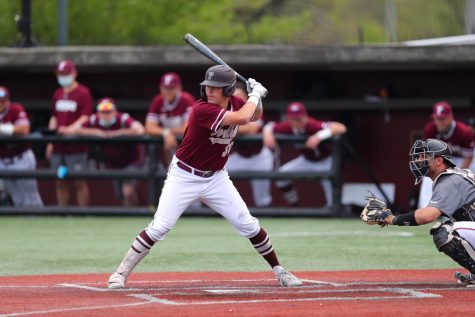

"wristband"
[392,210,418,226]
[0,123,14,135]
[162,128,170,137]
[315,128,332,141]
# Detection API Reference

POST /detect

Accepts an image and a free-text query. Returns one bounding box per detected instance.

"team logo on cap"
[163,74,174,86]
[207,72,214,80]
[290,104,300,112]
[58,61,67,71]
[435,105,445,116]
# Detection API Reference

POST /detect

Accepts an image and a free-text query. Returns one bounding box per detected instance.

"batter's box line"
[58,280,334,292]
[0,298,156,317]
[129,287,441,306]
[77,278,282,286]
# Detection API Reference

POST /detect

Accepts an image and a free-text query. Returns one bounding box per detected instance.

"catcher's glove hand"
[360,191,393,227]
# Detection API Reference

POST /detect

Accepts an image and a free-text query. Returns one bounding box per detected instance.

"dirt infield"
[0,269,473,317]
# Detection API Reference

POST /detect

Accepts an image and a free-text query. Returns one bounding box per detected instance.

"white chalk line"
[272,231,414,238]
[0,279,452,316]
[0,298,155,317]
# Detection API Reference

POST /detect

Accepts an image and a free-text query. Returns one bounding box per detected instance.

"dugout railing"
[0,134,344,217]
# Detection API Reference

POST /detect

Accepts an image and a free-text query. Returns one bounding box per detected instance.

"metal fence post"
[330,136,344,216]
[146,140,159,207]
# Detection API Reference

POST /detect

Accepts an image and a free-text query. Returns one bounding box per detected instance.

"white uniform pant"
[146,156,260,242]
[418,156,465,209]
[0,149,43,207]
[226,147,273,207]
[276,155,333,205]
[453,222,475,249]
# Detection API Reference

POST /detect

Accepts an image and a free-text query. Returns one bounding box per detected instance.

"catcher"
[361,138,475,287]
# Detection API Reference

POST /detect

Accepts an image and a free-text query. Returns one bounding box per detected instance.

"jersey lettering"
[222,141,234,157]
[55,100,78,112]
[209,125,238,145]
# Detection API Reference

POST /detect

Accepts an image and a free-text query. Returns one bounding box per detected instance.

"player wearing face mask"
[46,60,94,207]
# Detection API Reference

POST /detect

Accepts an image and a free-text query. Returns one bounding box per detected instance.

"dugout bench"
[0,134,344,217]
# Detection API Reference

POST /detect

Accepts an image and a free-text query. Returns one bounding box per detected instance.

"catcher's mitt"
[360,191,393,227]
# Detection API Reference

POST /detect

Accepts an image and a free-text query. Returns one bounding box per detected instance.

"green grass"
[0,216,457,276]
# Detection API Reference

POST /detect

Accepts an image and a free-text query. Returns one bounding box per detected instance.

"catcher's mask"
[199,65,237,99]
[409,138,456,185]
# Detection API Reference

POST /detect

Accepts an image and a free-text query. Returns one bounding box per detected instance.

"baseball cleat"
[276,269,303,287]
[454,271,475,287]
[108,272,126,289]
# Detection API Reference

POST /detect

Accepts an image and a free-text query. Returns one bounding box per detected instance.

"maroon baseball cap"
[287,102,307,118]
[431,101,453,119]
[56,60,77,75]
[0,86,9,101]
[160,72,181,88]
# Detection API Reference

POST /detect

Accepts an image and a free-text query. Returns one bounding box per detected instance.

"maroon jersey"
[176,96,244,171]
[52,84,93,154]
[0,103,30,158]
[146,91,195,129]
[82,112,143,169]
[424,120,474,158]
[233,117,265,157]
[272,118,331,161]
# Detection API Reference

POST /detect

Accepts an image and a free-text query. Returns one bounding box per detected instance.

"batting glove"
[249,82,268,99]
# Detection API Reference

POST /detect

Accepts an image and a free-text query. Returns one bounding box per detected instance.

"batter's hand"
[249,82,268,99]
[246,78,258,94]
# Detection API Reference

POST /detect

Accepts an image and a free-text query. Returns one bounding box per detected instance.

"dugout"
[1,44,475,213]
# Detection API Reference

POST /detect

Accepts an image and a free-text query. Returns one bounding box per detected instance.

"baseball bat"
[183,33,248,84]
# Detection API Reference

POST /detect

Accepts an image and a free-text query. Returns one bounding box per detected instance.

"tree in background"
[0,0,468,47]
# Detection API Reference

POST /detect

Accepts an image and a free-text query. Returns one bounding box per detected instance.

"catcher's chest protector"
[436,168,475,221]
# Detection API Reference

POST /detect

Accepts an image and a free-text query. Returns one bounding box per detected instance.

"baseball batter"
[418,101,473,208]
[108,65,302,288]
[361,139,475,287]
[0,86,43,206]
[263,102,347,207]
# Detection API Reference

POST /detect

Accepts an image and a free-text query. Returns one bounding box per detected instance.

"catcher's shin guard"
[431,221,475,274]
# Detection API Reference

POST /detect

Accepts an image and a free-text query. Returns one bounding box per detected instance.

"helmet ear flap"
[200,85,206,100]
[222,81,237,97]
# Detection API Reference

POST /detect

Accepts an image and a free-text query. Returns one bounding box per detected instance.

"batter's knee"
[146,222,173,241]
[236,216,260,238]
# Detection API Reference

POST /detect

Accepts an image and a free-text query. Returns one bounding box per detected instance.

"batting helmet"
[200,65,237,98]
[409,138,456,184]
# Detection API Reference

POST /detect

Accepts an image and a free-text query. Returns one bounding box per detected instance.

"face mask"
[57,75,74,88]
[99,117,116,128]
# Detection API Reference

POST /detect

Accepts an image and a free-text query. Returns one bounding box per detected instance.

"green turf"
[0,216,457,276]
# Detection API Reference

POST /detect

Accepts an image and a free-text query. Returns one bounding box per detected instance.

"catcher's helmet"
[409,138,456,184]
[200,65,237,98]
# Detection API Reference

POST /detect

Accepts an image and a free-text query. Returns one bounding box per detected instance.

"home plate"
[205,289,258,294]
